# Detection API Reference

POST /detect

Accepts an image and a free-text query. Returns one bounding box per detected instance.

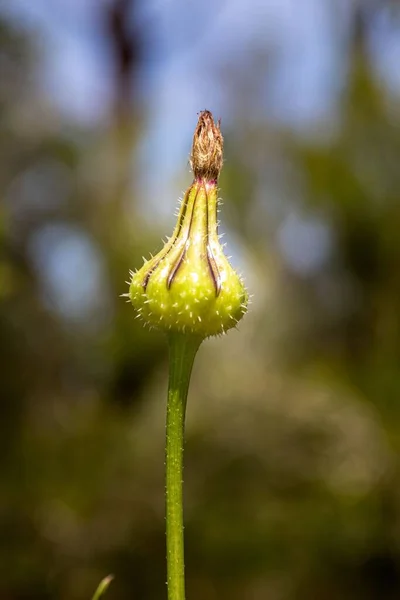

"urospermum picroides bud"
[129,110,248,338]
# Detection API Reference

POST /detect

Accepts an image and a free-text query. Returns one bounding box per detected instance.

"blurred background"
[1,0,400,598]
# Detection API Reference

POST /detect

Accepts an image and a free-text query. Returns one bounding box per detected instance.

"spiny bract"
[128,110,248,339]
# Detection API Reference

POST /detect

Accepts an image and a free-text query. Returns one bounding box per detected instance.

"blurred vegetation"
[1,2,400,599]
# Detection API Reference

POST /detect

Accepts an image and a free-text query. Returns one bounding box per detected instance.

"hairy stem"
[166,333,202,600]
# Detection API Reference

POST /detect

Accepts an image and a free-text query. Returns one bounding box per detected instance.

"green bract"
[129,110,247,339]
[129,180,247,338]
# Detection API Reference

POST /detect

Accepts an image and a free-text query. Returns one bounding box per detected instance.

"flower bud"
[129,111,247,338]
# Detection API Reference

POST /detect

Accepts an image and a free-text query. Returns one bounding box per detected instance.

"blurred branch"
[104,0,141,125]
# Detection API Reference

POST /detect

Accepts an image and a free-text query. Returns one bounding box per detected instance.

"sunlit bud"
[129,110,247,338]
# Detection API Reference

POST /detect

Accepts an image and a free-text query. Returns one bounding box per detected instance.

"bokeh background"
[2,0,400,598]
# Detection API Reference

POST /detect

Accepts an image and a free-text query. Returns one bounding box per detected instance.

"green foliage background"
[1,3,400,599]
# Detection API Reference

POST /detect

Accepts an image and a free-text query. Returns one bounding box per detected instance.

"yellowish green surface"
[130,181,247,337]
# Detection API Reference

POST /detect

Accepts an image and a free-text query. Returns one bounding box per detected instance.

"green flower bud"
[129,110,247,338]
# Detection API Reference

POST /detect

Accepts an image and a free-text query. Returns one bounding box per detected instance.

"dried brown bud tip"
[190,110,223,182]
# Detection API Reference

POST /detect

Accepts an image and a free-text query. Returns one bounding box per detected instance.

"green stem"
[166,332,202,600]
